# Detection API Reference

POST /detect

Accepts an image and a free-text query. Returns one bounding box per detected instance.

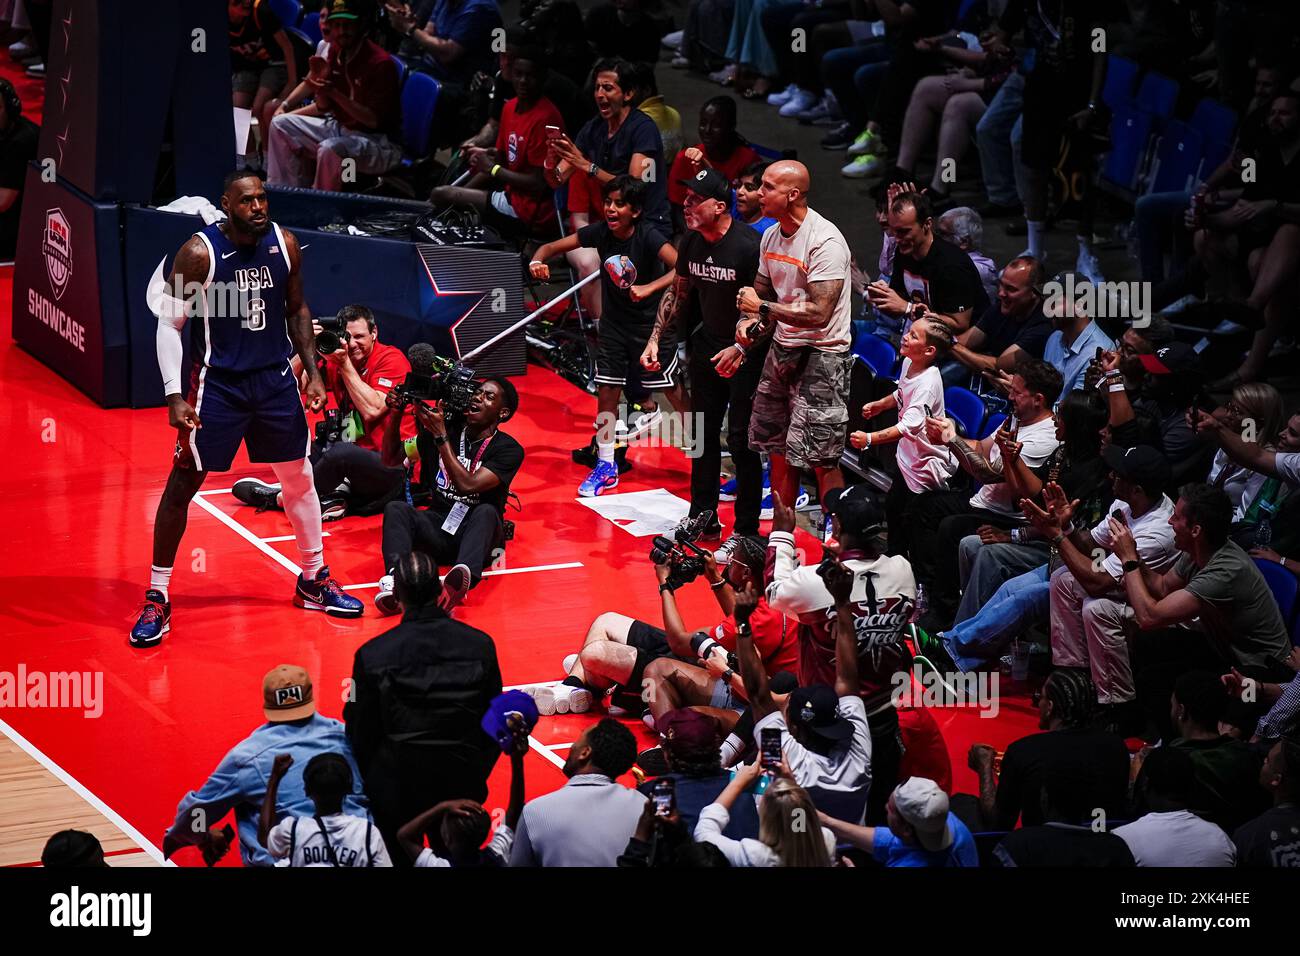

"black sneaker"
[232,478,282,512]
[820,121,854,150]
[320,497,347,522]
[636,746,671,777]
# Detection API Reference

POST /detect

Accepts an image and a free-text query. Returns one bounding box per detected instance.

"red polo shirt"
[326,38,401,139]
[324,341,415,452]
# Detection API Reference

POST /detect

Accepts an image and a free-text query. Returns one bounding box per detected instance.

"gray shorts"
[709,677,743,711]
[233,63,289,95]
[748,341,853,469]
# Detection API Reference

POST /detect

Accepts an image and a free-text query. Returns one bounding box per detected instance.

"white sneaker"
[7,39,33,59]
[767,83,798,107]
[374,575,399,615]
[1075,248,1105,285]
[661,30,684,50]
[847,127,884,158]
[562,653,579,673]
[643,712,658,731]
[779,88,818,118]
[625,407,663,441]
[714,534,744,565]
[536,683,591,716]
[841,153,884,178]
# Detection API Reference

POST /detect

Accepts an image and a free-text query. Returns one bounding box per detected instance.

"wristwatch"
[659,582,674,594]
[588,161,599,177]
[758,302,771,319]
[1122,559,1141,574]
[722,668,736,685]
[432,434,449,446]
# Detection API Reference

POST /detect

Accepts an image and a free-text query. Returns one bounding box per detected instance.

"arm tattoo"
[651,274,688,341]
[948,436,1004,484]
[766,278,843,329]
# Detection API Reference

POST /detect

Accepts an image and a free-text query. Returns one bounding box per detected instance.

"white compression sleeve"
[154,288,188,396]
[272,457,324,575]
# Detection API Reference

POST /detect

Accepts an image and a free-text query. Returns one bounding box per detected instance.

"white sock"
[597,441,616,465]
[1026,220,1046,261]
[720,733,745,767]
[272,458,325,577]
[149,565,173,601]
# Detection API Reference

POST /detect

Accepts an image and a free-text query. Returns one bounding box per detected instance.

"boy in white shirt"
[261,752,391,867]
[851,318,957,556]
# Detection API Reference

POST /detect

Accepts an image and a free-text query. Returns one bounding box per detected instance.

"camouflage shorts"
[748,342,852,469]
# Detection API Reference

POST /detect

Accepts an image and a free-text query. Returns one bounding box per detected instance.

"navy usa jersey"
[191,221,294,372]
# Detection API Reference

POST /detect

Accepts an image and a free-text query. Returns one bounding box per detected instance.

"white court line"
[544,743,573,751]
[528,736,567,770]
[342,561,584,590]
[0,716,174,866]
[190,493,303,577]
[260,533,330,543]
[195,487,235,497]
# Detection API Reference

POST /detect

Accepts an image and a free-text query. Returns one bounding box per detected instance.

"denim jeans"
[956,538,1051,624]
[726,0,800,78]
[975,71,1025,207]
[1135,189,1193,283]
[943,565,1049,672]
[823,40,891,130]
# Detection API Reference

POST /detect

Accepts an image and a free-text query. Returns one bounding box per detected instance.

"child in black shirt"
[531,175,679,496]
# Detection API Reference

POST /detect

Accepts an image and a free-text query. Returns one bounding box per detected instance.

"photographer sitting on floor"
[373,375,524,613]
[535,532,797,728]
[233,305,415,521]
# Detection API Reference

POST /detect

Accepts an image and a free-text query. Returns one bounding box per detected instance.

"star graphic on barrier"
[59,65,71,111]
[55,124,69,166]
[61,9,73,49]
[416,257,487,355]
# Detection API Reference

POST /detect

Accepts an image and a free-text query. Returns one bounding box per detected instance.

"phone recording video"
[652,776,675,817]
[760,727,783,770]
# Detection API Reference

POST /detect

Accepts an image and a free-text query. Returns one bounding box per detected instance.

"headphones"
[0,79,21,120]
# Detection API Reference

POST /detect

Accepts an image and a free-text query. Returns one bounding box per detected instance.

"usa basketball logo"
[603,254,637,289]
[43,208,72,301]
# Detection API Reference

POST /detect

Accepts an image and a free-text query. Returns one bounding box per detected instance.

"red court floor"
[1,256,1039,865]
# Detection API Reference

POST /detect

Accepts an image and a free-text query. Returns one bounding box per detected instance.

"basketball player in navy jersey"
[131,171,363,647]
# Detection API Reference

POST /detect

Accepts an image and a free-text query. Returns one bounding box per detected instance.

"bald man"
[734,161,854,513]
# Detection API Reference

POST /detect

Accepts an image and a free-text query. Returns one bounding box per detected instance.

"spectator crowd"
[40,0,1300,870]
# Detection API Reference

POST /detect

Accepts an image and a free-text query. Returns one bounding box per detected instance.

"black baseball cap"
[1101,443,1171,490]
[677,167,732,203]
[1139,341,1200,376]
[788,685,854,742]
[822,483,885,537]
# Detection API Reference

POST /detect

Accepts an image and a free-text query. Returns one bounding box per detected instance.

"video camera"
[649,510,717,592]
[391,343,481,417]
[314,315,350,356]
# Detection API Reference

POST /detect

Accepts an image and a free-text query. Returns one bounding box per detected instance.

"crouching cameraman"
[233,305,416,520]
[534,533,798,738]
[374,376,524,613]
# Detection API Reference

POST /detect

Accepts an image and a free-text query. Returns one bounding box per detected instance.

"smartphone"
[1111,509,1126,523]
[1094,346,1106,361]
[1006,413,1018,433]
[652,777,676,817]
[760,727,783,770]
[544,125,562,140]
[1193,390,1217,414]
[923,403,933,418]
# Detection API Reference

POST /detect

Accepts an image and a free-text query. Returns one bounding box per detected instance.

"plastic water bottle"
[911,583,929,623]
[1011,640,1030,682]
[1255,501,1277,548]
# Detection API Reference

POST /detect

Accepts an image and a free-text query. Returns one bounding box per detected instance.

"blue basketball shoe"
[295,566,364,617]
[129,589,171,648]
[579,460,620,497]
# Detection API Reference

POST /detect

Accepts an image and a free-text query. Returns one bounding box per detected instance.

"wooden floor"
[0,736,158,868]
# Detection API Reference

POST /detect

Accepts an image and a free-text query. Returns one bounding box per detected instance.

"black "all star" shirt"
[675,220,760,353]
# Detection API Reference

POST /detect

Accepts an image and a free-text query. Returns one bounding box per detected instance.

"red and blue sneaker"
[578,459,620,497]
[130,589,171,648]
[294,566,364,618]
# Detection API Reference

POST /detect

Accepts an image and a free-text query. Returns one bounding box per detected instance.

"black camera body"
[391,353,480,416]
[315,315,350,356]
[649,510,717,592]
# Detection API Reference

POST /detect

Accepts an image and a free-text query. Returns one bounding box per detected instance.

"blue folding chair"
[1291,612,1300,648]
[1254,558,1298,625]
[1135,70,1179,120]
[853,332,899,378]
[944,386,986,439]
[977,411,1007,439]
[400,71,440,161]
[1102,104,1156,193]
[1147,120,1205,195]
[265,0,302,29]
[292,9,322,46]
[1101,54,1140,111]
[1188,98,1238,175]
[745,139,797,162]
